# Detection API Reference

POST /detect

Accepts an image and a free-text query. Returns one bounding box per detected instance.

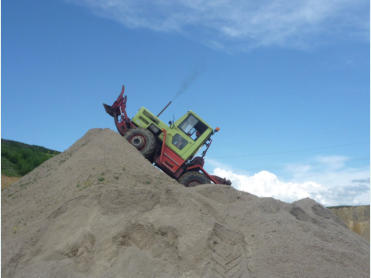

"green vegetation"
[1,139,60,177]
[98,177,105,182]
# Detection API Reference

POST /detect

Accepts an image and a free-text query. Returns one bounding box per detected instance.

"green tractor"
[104,85,231,187]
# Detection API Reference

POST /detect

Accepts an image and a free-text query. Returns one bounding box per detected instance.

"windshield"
[179,115,198,134]
[178,114,208,141]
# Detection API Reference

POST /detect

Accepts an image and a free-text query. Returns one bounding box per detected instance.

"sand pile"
[2,129,369,278]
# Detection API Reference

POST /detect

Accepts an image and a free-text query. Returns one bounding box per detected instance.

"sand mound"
[2,128,369,278]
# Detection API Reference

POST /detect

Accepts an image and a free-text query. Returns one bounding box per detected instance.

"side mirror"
[214,127,220,133]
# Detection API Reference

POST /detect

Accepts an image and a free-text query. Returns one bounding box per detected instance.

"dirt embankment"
[2,129,369,278]
[329,206,370,242]
[1,175,21,189]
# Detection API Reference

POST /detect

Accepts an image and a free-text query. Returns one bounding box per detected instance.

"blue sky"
[2,0,370,206]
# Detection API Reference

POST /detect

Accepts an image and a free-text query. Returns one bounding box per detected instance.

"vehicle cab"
[131,107,213,161]
[172,111,213,160]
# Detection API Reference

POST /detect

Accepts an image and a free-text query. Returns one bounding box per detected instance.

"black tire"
[178,171,210,187]
[124,128,156,159]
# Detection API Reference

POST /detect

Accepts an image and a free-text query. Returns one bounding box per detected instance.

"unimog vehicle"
[103,85,231,187]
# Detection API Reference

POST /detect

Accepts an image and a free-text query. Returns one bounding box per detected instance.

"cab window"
[172,134,188,150]
[179,114,207,141]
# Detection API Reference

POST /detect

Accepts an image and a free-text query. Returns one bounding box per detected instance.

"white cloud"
[211,155,369,206]
[214,168,326,202]
[68,0,368,50]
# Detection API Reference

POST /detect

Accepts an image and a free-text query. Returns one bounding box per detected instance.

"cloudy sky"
[69,0,368,50]
[3,0,369,206]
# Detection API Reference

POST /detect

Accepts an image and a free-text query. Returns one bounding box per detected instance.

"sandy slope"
[2,128,369,278]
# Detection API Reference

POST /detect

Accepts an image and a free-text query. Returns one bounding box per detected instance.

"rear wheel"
[178,171,210,187]
[124,128,156,159]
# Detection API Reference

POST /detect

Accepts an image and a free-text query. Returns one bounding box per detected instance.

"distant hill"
[1,139,60,177]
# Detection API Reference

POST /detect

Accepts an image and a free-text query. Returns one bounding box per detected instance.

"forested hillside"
[1,139,60,176]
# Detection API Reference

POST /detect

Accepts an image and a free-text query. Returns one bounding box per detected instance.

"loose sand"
[2,129,369,278]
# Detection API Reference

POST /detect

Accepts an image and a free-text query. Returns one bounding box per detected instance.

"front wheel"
[178,171,210,187]
[124,128,156,159]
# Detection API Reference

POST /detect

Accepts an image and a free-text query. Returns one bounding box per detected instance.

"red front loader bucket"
[103,85,126,117]
[103,103,119,117]
[103,85,136,136]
